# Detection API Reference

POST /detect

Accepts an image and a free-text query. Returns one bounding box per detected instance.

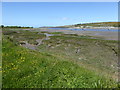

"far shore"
[71,27,118,30]
[43,26,119,30]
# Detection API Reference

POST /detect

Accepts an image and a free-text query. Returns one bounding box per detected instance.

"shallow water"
[44,33,54,37]
[21,33,54,50]
[48,28,119,32]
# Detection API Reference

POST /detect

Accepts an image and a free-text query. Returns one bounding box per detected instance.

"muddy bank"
[29,28,118,41]
[20,33,54,50]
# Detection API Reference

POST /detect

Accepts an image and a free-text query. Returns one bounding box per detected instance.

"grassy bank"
[57,22,120,28]
[38,34,118,79]
[2,29,118,88]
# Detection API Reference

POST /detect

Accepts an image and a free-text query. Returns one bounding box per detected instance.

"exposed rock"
[75,48,80,53]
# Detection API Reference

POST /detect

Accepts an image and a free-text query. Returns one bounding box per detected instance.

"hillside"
[55,22,120,28]
[2,28,119,88]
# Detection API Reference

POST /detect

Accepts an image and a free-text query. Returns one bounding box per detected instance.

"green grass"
[2,29,46,45]
[2,35,118,88]
[38,34,118,80]
[61,22,120,27]
[2,29,119,88]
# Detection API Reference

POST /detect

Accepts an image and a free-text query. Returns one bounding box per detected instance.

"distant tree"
[1,25,33,28]
[1,25,4,28]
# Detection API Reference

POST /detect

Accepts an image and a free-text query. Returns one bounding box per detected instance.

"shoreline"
[45,27,119,30]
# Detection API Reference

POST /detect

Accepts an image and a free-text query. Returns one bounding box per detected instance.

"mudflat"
[30,28,118,41]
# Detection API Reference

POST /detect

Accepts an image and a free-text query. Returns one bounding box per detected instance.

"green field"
[56,22,120,28]
[2,29,119,88]
[74,22,120,27]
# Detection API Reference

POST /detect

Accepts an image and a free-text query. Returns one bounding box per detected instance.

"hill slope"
[2,35,117,88]
[55,22,120,28]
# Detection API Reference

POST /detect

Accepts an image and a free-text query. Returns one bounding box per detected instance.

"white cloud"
[61,17,69,21]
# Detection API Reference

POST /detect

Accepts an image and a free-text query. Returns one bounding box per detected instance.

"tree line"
[1,25,33,28]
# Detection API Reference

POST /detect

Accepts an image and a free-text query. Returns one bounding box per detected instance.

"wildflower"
[22,60,25,62]
[12,67,18,70]
[11,63,14,65]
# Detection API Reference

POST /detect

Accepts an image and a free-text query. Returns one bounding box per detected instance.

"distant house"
[80,26,84,28]
[86,26,93,28]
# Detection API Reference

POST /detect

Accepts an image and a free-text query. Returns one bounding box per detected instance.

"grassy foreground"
[2,34,118,88]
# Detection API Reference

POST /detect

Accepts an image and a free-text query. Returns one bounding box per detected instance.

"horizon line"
[2,21,119,27]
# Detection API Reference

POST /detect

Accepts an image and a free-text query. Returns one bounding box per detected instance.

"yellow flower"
[12,67,18,70]
[22,60,25,62]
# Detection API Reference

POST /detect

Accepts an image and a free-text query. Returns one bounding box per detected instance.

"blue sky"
[2,2,118,27]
